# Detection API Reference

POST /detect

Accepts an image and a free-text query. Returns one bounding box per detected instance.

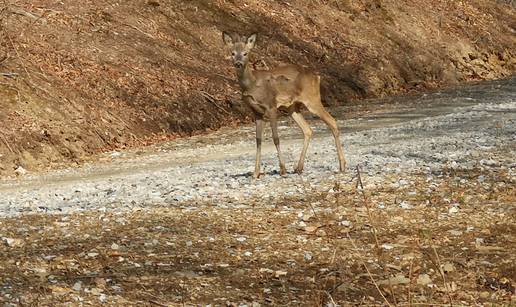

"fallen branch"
[8,7,41,20]
[0,72,19,78]
[198,90,232,116]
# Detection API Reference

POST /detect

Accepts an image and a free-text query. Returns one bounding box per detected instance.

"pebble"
[72,281,82,291]
[448,207,459,214]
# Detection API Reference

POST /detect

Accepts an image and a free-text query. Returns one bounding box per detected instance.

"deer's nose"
[234,62,243,68]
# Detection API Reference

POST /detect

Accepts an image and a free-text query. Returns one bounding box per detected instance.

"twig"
[431,244,454,306]
[6,33,32,81]
[7,7,42,21]
[121,22,155,39]
[398,304,468,307]
[347,233,393,307]
[149,300,168,307]
[297,174,318,218]
[326,291,337,306]
[198,90,215,103]
[356,165,382,256]
[0,55,9,64]
[0,72,19,78]
[198,90,232,116]
[407,256,414,306]
[0,134,14,153]
[356,165,398,305]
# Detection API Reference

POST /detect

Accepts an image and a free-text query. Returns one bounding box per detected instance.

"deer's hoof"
[294,167,304,174]
[253,172,264,179]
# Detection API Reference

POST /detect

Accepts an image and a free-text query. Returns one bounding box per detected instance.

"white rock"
[340,220,352,227]
[399,201,412,209]
[99,293,107,303]
[381,243,394,250]
[73,281,82,291]
[3,237,22,247]
[448,206,459,214]
[449,230,463,236]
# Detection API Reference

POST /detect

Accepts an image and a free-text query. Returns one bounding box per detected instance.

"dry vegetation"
[0,0,515,175]
[1,166,514,306]
[0,2,515,305]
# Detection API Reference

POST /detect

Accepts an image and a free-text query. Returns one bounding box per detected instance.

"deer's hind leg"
[305,99,346,172]
[291,111,313,174]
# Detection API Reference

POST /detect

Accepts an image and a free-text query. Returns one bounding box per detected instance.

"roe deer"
[222,32,346,178]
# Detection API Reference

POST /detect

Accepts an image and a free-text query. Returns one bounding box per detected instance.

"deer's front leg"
[254,118,264,179]
[270,112,287,176]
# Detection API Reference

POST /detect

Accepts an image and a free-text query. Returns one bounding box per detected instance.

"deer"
[222,32,346,179]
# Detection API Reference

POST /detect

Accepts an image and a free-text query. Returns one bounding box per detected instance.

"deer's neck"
[236,64,256,92]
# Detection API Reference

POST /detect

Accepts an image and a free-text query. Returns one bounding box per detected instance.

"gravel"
[0,79,514,217]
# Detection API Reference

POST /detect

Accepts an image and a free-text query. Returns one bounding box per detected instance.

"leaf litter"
[0,166,514,306]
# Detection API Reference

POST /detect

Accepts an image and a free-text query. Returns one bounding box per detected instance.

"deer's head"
[222,32,257,69]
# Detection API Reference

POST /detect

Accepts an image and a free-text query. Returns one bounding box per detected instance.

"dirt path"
[1,79,514,216]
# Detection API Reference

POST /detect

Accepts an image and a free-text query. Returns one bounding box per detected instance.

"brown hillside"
[0,0,514,175]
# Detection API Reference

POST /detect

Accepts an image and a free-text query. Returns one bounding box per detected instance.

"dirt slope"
[0,0,515,175]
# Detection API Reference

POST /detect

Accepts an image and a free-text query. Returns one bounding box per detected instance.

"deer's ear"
[246,33,257,48]
[222,31,234,46]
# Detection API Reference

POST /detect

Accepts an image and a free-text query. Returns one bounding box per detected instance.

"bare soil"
[0,0,515,175]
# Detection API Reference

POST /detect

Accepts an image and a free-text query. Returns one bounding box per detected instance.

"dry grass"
[0,166,514,306]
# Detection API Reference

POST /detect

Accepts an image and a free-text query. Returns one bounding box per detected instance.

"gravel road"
[1,79,514,217]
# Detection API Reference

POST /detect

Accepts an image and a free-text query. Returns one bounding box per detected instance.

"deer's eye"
[231,51,236,56]
[243,52,248,57]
